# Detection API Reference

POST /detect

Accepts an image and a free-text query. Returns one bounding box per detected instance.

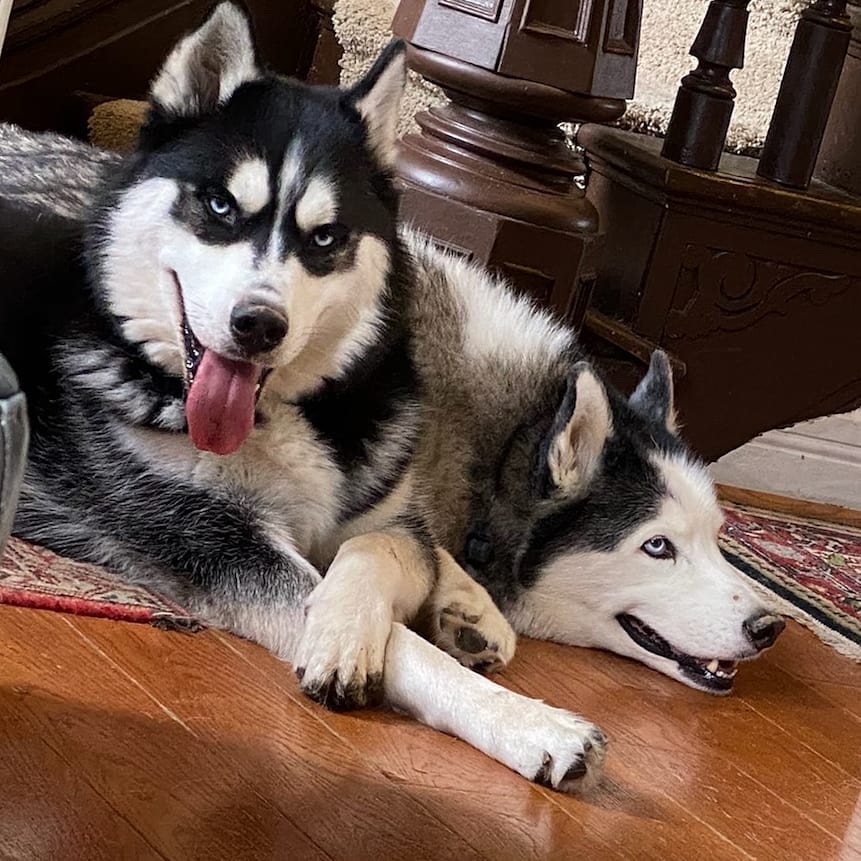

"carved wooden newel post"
[391,0,643,328]
[661,0,751,170]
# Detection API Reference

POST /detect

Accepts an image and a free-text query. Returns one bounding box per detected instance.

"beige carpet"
[335,0,807,153]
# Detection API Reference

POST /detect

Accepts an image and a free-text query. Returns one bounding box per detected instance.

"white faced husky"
[0,2,782,796]
[405,254,785,694]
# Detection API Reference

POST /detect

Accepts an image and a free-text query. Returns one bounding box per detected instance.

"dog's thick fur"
[0,3,782,795]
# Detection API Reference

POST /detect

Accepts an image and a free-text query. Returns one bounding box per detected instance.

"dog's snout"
[230,304,288,356]
[743,612,785,651]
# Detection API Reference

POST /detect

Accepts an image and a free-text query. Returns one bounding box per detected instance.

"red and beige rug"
[1,502,859,659]
[719,502,860,661]
[0,537,199,631]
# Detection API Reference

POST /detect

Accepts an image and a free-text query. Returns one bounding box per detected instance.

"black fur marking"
[461,379,692,606]
[298,242,420,524]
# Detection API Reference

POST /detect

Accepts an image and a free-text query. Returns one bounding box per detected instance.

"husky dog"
[0,4,606,794]
[405,248,785,695]
[0,2,783,794]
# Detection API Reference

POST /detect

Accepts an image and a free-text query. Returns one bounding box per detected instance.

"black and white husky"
[0,2,783,795]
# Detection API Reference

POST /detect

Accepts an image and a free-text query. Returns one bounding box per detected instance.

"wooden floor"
[1,606,859,861]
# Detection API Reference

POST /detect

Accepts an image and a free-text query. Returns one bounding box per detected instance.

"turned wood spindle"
[815,1,861,194]
[661,0,751,171]
[757,0,853,189]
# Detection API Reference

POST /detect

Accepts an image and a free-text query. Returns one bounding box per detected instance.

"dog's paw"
[526,710,607,794]
[466,686,606,793]
[294,588,391,711]
[432,598,516,674]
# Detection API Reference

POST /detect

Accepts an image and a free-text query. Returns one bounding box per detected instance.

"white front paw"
[294,584,392,711]
[496,697,606,793]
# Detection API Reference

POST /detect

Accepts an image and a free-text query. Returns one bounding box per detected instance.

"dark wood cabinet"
[0,0,340,135]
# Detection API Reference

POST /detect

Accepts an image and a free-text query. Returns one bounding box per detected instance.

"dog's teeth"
[707,659,719,674]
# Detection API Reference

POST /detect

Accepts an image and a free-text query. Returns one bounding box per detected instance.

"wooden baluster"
[661,0,751,171]
[815,1,861,194]
[757,0,852,189]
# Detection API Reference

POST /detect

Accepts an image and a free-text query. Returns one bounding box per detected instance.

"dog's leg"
[294,523,436,710]
[384,622,606,793]
[419,548,515,673]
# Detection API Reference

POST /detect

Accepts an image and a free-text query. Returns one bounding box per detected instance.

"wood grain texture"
[0,605,859,861]
[717,483,861,529]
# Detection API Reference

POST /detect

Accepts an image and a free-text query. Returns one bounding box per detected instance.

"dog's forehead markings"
[268,143,303,259]
[295,175,338,233]
[655,453,723,530]
[227,156,270,215]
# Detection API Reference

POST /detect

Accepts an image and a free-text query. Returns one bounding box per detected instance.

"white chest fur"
[117,400,343,559]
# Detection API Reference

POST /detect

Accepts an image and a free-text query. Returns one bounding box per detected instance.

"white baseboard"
[0,0,11,61]
[711,410,861,510]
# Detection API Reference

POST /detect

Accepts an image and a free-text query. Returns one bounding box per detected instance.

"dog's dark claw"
[455,626,488,654]
[562,758,588,782]
[300,670,384,712]
[533,752,554,788]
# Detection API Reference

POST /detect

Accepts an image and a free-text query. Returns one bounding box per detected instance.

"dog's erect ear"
[344,40,407,166]
[629,350,677,432]
[149,2,259,118]
[545,364,613,497]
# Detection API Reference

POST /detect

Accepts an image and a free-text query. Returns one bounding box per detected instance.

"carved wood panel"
[520,0,594,42]
[665,245,856,338]
[603,0,638,55]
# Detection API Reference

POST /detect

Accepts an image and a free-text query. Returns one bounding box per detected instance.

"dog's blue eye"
[206,194,234,221]
[641,536,675,560]
[309,224,344,250]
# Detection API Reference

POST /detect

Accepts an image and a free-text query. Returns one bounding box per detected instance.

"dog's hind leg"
[384,622,606,794]
[294,520,437,710]
[418,548,516,673]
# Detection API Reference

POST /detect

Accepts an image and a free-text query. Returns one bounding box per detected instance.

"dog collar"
[463,523,493,569]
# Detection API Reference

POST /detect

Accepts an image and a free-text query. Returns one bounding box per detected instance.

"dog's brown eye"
[641,536,675,560]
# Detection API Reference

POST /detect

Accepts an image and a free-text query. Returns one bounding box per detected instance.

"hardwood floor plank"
[60,612,493,861]
[0,607,474,861]
[3,602,861,861]
[717,484,861,528]
[503,632,861,859]
[212,630,627,861]
[0,699,165,861]
[760,625,861,718]
[216,635,772,861]
[70,611,619,860]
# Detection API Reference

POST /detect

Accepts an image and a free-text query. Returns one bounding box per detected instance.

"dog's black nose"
[743,613,785,651]
[230,304,288,356]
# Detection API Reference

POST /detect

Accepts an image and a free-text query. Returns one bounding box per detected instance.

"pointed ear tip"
[385,41,408,76]
[574,362,605,390]
[214,0,249,17]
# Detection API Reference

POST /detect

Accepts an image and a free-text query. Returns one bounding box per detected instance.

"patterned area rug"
[0,537,200,631]
[720,502,861,661]
[1,505,859,659]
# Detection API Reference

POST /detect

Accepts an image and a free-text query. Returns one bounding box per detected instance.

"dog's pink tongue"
[186,350,259,455]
